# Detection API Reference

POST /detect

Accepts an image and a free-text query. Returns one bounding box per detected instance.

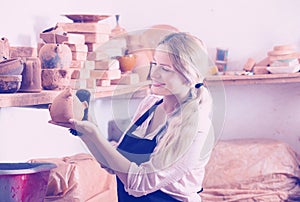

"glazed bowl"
[0,75,22,93]
[0,162,56,202]
[117,54,136,72]
[0,58,24,75]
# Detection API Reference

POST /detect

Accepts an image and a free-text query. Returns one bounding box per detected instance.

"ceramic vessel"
[0,58,24,75]
[41,69,71,90]
[19,57,42,92]
[0,75,22,93]
[39,43,72,69]
[110,15,127,38]
[49,88,87,123]
[117,54,136,72]
[0,163,56,202]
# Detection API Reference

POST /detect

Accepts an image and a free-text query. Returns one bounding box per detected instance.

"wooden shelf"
[0,90,61,108]
[204,73,300,85]
[0,81,151,108]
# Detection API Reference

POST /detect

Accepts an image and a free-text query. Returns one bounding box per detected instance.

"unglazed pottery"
[0,58,24,75]
[41,69,71,90]
[0,75,22,93]
[49,88,88,123]
[39,43,72,69]
[19,57,42,92]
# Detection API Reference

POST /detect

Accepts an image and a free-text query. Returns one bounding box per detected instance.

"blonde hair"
[158,32,213,86]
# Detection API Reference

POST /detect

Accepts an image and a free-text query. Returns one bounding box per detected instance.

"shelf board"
[204,73,300,85]
[0,81,151,108]
[0,90,61,108]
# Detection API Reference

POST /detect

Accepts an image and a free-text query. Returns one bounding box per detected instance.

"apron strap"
[126,99,163,134]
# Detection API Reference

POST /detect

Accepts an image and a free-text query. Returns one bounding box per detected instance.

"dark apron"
[116,99,181,202]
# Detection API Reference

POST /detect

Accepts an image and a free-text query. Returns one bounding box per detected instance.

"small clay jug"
[20,57,42,92]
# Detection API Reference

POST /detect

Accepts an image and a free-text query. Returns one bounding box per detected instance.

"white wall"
[2,0,300,69]
[0,0,300,161]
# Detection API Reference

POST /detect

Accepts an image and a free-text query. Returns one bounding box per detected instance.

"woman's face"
[150,45,190,99]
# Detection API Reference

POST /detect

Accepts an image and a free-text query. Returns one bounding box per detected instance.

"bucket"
[0,163,56,202]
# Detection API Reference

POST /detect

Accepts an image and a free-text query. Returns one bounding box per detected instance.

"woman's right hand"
[68,119,99,139]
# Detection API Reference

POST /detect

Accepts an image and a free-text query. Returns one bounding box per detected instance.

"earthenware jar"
[39,43,72,69]
[19,57,42,92]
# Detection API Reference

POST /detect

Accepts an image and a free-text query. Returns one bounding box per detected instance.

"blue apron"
[116,99,181,202]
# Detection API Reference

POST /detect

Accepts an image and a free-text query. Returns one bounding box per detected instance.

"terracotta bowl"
[117,54,136,72]
[0,58,24,75]
[0,75,22,93]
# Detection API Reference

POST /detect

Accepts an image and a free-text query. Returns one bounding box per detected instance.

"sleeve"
[123,99,213,197]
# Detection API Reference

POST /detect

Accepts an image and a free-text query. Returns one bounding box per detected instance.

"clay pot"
[117,54,136,72]
[20,57,42,92]
[41,69,71,90]
[49,88,88,123]
[39,43,72,69]
[0,75,22,93]
[0,58,24,75]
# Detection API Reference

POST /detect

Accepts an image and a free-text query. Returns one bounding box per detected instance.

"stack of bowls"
[0,58,24,93]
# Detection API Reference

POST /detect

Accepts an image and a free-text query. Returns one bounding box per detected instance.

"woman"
[60,32,214,202]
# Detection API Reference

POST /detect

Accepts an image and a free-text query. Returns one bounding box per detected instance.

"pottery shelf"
[0,81,151,108]
[204,72,300,86]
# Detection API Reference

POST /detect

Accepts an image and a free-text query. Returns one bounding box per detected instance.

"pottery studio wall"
[1,0,300,162]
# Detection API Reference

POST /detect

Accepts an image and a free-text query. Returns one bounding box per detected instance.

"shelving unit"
[204,73,300,85]
[0,81,151,108]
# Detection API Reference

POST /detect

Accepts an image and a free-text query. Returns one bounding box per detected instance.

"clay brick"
[40,33,68,44]
[56,22,111,34]
[86,43,105,52]
[95,59,119,70]
[66,43,88,52]
[70,60,85,68]
[87,78,111,88]
[72,51,87,61]
[84,60,95,69]
[10,46,37,58]
[69,79,87,89]
[243,58,256,72]
[69,60,95,69]
[111,73,139,85]
[65,33,85,45]
[256,57,271,66]
[74,33,109,43]
[90,69,121,80]
[71,68,90,79]
[37,43,45,56]
[253,66,270,74]
[87,51,110,61]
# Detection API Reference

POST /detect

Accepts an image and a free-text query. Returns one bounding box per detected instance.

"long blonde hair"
[158,32,213,86]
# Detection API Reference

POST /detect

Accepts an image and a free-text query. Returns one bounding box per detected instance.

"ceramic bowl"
[0,75,22,93]
[267,65,300,74]
[0,58,24,75]
[62,14,111,23]
[117,54,136,72]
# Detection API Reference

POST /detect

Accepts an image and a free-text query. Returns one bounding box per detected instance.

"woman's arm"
[69,119,131,183]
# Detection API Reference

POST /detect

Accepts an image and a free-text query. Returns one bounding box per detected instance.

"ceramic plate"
[63,14,111,23]
[267,64,300,74]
